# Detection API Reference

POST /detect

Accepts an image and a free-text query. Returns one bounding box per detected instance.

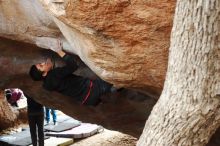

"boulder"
[0,0,176,136]
[0,0,176,96]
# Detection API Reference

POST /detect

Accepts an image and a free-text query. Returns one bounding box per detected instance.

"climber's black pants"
[85,78,112,106]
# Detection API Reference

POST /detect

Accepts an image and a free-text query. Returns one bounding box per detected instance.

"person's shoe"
[54,122,57,126]
[111,87,124,93]
[110,87,117,93]
[45,121,50,126]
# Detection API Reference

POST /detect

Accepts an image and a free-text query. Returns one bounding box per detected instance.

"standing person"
[45,107,57,125]
[29,44,118,106]
[26,94,44,146]
[5,88,23,107]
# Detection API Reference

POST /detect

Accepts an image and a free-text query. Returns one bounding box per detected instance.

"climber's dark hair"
[29,65,44,81]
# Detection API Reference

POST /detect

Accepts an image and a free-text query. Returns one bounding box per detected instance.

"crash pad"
[0,129,48,146]
[44,118,81,132]
[46,123,103,139]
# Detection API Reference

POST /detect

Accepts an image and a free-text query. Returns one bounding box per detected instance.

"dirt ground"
[72,129,137,146]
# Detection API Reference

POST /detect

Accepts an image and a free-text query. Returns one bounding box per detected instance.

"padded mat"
[46,123,103,139]
[0,130,48,146]
[44,118,81,132]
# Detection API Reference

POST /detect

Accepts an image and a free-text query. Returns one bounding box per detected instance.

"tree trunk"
[138,0,220,146]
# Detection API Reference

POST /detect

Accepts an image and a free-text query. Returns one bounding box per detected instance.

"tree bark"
[138,0,220,146]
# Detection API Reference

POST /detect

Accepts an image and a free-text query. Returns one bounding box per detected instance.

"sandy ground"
[72,129,137,146]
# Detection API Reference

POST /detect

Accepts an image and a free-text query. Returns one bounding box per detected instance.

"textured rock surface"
[0,91,27,131]
[39,0,176,96]
[0,0,61,47]
[0,92,17,130]
[0,0,176,96]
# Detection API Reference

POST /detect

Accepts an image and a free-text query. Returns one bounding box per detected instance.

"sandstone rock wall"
[0,0,61,46]
[39,0,176,95]
[0,0,176,96]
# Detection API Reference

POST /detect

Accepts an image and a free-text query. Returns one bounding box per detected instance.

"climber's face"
[36,58,53,74]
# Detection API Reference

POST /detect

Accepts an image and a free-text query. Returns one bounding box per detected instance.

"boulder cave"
[1,1,220,146]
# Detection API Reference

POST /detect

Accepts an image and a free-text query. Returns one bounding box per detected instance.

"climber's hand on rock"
[49,38,63,52]
[35,37,63,52]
